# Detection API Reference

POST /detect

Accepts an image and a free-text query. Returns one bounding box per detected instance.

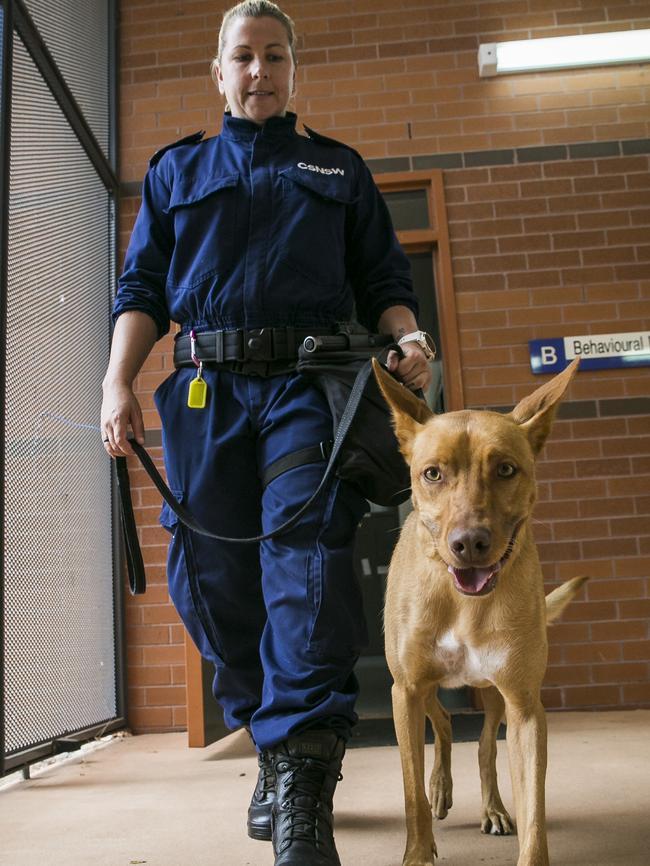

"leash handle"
[114,455,146,595]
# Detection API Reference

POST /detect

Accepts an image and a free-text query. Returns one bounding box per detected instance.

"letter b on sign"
[529,338,564,374]
[541,346,557,365]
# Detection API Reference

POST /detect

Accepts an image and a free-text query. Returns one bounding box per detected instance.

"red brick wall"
[445,153,650,709]
[120,1,650,731]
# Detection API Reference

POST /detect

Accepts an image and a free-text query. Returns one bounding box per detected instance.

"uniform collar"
[221,111,298,142]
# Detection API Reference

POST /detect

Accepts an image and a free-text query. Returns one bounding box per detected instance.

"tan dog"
[372,358,587,866]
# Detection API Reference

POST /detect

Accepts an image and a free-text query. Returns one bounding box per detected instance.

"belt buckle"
[244,328,273,361]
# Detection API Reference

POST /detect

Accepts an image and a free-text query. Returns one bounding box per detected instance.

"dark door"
[352,205,471,720]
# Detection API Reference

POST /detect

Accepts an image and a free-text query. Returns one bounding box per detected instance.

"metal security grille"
[0,7,3,92]
[22,0,109,155]
[1,0,122,773]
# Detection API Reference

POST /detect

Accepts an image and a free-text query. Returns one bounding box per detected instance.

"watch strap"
[397,330,435,359]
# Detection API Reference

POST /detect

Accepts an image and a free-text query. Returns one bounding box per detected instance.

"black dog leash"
[114,455,147,595]
[116,349,400,595]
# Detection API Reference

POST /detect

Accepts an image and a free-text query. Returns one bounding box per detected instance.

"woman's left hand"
[386,343,433,392]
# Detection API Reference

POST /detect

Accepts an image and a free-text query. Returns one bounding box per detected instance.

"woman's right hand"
[101,380,145,457]
[101,311,158,457]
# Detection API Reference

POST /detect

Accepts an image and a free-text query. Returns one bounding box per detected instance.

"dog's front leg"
[426,690,453,820]
[479,686,513,835]
[392,682,437,865]
[502,692,549,866]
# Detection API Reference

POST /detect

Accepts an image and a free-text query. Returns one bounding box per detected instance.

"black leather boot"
[247,749,275,841]
[271,729,345,866]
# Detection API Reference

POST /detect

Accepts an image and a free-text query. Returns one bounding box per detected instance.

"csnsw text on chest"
[297,161,345,176]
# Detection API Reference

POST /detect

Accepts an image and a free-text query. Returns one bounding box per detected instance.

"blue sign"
[529,331,650,374]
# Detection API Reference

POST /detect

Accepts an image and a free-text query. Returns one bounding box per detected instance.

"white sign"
[565,331,650,360]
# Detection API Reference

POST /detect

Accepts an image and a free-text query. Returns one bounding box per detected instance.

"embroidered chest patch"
[297,161,345,176]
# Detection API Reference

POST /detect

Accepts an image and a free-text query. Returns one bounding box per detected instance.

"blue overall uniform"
[113,112,417,750]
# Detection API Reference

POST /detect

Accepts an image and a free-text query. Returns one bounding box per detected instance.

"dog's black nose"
[448,526,492,562]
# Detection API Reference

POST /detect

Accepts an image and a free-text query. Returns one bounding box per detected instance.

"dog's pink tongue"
[448,565,495,594]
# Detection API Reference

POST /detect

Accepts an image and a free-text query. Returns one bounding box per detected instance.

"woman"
[102,3,433,864]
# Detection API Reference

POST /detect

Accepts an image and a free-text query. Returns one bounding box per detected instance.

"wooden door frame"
[184,167,463,746]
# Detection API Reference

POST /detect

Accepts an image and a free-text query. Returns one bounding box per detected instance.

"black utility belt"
[174,326,335,367]
[173,325,394,368]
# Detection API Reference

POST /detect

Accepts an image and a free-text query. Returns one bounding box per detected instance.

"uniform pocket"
[161,490,229,664]
[306,479,369,660]
[159,489,184,533]
[165,173,239,288]
[278,167,356,288]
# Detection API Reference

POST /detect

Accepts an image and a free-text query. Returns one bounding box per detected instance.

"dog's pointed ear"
[510,358,579,454]
[372,358,433,458]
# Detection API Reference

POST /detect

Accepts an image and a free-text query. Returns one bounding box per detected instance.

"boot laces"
[258,750,275,795]
[277,757,342,846]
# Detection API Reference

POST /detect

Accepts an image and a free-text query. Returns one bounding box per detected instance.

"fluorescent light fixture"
[478,29,650,77]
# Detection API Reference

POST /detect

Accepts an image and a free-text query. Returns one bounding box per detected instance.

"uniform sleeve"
[112,166,174,339]
[344,160,418,333]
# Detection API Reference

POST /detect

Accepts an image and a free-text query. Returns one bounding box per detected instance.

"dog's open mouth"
[447,524,522,596]
[448,564,500,596]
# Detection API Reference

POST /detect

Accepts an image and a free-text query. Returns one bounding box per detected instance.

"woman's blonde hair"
[210,0,297,85]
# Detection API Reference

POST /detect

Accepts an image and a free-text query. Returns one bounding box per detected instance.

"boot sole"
[247,823,272,842]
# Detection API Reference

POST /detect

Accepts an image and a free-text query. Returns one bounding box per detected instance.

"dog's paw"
[480,805,515,836]
[429,773,453,820]
[403,838,438,865]
[403,854,437,866]
[402,846,438,866]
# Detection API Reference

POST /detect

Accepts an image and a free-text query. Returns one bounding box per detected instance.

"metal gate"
[0,0,124,775]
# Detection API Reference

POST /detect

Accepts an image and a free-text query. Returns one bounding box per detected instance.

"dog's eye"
[423,466,442,482]
[497,462,517,478]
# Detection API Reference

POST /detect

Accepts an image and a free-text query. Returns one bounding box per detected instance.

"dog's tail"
[545,576,589,624]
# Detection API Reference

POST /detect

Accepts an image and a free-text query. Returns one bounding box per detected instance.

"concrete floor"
[1,710,648,866]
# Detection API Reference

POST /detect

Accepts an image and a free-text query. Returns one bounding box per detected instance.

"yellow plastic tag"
[187,376,207,409]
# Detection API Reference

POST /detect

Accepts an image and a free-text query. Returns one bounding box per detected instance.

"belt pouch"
[296,338,422,507]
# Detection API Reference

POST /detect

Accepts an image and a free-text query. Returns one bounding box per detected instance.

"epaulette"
[303,124,361,159]
[149,130,205,168]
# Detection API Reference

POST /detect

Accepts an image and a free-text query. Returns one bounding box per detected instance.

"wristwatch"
[397,330,436,360]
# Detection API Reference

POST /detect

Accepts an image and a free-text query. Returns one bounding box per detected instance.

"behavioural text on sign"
[529,331,650,373]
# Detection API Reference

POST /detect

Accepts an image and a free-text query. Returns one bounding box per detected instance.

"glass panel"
[383,188,430,231]
[4,34,115,755]
[23,0,109,156]
[410,251,443,414]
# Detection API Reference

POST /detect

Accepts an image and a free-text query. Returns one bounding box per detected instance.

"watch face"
[415,332,435,358]
[423,333,436,357]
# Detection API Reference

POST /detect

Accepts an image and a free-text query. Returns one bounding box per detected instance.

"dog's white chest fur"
[434,630,507,688]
